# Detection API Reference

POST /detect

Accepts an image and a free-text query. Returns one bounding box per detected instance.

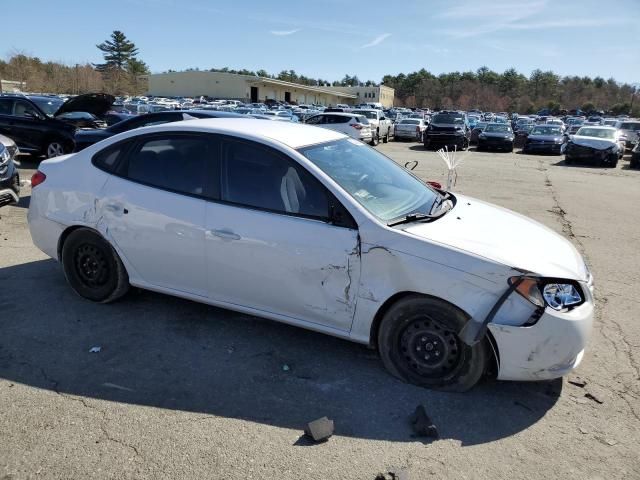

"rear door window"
[0,99,13,115]
[119,133,218,198]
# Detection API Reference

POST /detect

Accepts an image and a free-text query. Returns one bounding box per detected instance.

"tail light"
[31,171,46,188]
[350,123,363,130]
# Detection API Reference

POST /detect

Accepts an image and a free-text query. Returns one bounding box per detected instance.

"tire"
[631,157,639,169]
[370,131,379,146]
[62,228,130,303]
[377,295,489,392]
[461,138,469,151]
[383,129,389,143]
[44,140,68,159]
[607,155,618,168]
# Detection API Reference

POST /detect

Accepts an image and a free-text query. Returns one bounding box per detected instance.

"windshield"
[399,119,420,125]
[620,123,640,131]
[29,97,64,117]
[299,138,438,222]
[474,122,487,130]
[352,110,377,119]
[531,126,562,135]
[432,114,464,124]
[576,127,616,139]
[485,124,511,133]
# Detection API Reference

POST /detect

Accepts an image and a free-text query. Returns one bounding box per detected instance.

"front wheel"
[377,295,489,392]
[44,140,68,158]
[382,129,389,143]
[62,228,130,303]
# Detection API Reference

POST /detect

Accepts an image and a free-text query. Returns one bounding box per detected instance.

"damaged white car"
[27,119,594,391]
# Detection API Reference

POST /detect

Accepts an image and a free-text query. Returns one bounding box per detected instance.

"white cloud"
[361,33,391,48]
[270,29,300,36]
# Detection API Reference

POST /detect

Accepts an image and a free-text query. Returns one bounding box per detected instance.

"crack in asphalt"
[35,364,152,465]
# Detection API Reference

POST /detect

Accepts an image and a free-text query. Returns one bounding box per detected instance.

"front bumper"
[425,134,466,147]
[523,141,563,153]
[565,144,613,160]
[0,161,20,207]
[489,283,594,381]
[478,138,513,149]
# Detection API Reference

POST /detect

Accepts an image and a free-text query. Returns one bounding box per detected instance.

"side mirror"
[380,116,386,120]
[24,110,40,119]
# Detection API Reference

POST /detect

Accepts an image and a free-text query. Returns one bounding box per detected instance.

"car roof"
[139,118,345,148]
[314,112,356,117]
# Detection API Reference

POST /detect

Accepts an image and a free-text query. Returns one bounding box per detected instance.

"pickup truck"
[351,109,393,145]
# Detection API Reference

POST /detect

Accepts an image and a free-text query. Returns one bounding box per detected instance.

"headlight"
[554,138,564,144]
[479,133,486,139]
[510,276,584,311]
[0,145,10,166]
[542,283,583,310]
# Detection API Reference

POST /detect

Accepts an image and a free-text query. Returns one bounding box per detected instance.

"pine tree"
[95,31,139,72]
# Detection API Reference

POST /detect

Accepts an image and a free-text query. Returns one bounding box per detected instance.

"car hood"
[403,194,588,281]
[55,93,115,117]
[528,134,563,142]
[569,135,616,150]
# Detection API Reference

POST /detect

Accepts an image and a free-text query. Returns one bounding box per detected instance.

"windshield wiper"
[387,205,452,227]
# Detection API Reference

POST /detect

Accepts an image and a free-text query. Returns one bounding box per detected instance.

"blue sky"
[2,0,639,84]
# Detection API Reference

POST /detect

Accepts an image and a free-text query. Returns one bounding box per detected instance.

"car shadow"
[0,259,562,446]
[408,145,426,151]
[550,160,616,169]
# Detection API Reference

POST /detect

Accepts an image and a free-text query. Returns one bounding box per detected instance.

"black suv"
[0,93,114,158]
[423,110,470,150]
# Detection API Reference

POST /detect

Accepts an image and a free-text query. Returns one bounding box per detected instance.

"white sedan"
[27,119,594,391]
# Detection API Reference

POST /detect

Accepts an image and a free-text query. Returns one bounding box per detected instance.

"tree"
[95,31,146,94]
[95,31,139,71]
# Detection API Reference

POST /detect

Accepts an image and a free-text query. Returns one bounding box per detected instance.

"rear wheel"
[62,228,130,303]
[383,129,389,143]
[377,295,488,392]
[631,156,639,169]
[44,140,67,158]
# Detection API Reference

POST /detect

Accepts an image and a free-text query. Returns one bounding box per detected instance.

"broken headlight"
[510,277,584,311]
[542,283,583,310]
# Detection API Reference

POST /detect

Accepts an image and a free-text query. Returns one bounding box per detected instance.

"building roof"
[146,117,345,149]
[248,77,357,99]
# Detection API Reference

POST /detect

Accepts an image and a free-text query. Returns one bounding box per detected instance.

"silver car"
[615,120,640,150]
[305,113,373,142]
[394,118,426,141]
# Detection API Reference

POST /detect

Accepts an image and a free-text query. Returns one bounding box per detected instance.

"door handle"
[209,229,241,241]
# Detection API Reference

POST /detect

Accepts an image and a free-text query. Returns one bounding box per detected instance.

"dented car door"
[204,137,360,331]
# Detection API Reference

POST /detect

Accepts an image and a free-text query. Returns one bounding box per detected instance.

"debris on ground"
[304,416,334,442]
[409,405,438,438]
[569,395,588,405]
[596,436,618,446]
[282,364,290,371]
[374,468,409,480]
[584,392,604,404]
[578,427,589,434]
[88,346,102,353]
[568,378,587,388]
